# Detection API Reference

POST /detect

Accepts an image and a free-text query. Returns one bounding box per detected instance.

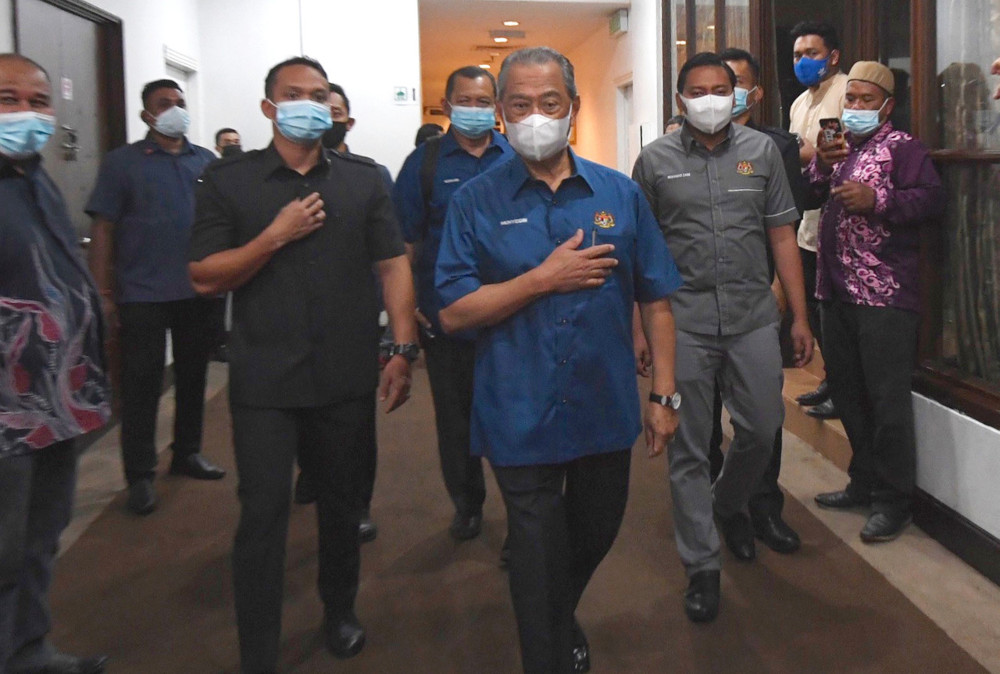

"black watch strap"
[387,342,420,363]
[649,391,682,410]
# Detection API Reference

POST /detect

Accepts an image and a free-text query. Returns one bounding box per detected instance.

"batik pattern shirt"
[807,122,944,312]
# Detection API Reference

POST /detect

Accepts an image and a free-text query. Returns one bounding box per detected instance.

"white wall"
[914,394,1000,539]
[0,0,420,175]
[566,0,662,172]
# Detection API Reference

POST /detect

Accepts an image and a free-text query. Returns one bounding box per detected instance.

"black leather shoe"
[860,511,912,543]
[15,652,109,673]
[751,512,801,554]
[323,611,366,659]
[449,512,482,541]
[293,471,318,504]
[169,453,225,480]
[805,399,839,420]
[126,479,156,516]
[815,489,871,510]
[359,510,377,543]
[796,380,830,406]
[716,511,756,561]
[572,618,590,673]
[684,570,720,623]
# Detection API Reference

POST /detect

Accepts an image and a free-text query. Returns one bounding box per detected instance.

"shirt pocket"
[720,173,768,220]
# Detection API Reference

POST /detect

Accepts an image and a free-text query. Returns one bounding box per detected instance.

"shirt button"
[559,318,568,325]
[559,358,567,365]
[561,399,567,404]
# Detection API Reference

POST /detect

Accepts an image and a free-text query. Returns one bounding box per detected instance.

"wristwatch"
[649,391,682,410]
[384,342,420,363]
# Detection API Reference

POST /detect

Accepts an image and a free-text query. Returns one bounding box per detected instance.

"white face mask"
[503,111,572,162]
[680,93,734,134]
[152,105,190,138]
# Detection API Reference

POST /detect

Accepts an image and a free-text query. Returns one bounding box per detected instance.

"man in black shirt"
[188,56,417,673]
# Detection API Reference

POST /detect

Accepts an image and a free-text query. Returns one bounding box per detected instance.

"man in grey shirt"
[632,52,813,623]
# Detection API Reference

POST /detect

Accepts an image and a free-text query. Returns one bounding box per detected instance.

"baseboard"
[912,489,1000,587]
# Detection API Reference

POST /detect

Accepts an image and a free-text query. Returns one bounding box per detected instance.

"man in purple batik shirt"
[807,61,943,543]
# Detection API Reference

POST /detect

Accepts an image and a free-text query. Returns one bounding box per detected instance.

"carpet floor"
[47,367,987,673]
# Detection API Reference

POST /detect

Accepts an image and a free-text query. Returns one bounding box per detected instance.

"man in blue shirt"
[394,66,515,542]
[437,47,683,674]
[86,79,224,516]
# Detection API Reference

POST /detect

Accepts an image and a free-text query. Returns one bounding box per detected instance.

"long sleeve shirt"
[807,122,943,313]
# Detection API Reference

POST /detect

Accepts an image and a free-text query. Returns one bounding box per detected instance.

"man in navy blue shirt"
[86,79,224,516]
[437,47,683,674]
[394,66,515,542]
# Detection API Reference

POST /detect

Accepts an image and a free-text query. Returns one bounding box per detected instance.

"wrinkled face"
[217,131,240,148]
[445,75,496,117]
[793,34,838,68]
[142,87,185,125]
[0,59,52,116]
[499,61,578,125]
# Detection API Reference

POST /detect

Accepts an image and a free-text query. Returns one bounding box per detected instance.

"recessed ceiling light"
[707,25,715,30]
[503,20,519,26]
[479,64,491,69]
[494,37,508,43]
[676,40,687,45]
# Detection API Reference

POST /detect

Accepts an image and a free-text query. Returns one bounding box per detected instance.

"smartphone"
[819,117,843,144]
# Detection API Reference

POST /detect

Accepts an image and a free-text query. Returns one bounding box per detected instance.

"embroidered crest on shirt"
[736,160,754,175]
[593,211,615,229]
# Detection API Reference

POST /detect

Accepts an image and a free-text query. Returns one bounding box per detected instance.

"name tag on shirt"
[666,172,691,180]
[500,217,529,226]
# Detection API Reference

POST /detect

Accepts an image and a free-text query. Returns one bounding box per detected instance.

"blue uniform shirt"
[85,136,215,303]
[436,151,683,467]
[393,129,515,338]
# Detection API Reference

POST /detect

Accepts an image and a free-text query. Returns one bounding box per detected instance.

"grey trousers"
[668,323,784,575]
[0,441,78,673]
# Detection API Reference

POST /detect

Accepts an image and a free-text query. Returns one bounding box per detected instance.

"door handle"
[61,124,80,160]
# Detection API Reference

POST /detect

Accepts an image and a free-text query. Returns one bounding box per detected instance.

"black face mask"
[220,144,243,158]
[322,121,348,150]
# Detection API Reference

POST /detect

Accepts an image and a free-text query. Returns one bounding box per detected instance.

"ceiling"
[418,0,629,110]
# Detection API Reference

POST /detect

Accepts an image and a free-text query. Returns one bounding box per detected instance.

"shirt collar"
[810,71,843,100]
[140,133,197,156]
[848,120,894,149]
[441,128,506,157]
[260,141,332,179]
[507,147,593,198]
[679,121,735,154]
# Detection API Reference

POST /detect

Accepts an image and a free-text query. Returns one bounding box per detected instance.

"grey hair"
[498,46,577,99]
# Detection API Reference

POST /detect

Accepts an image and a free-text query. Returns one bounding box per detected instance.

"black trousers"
[708,383,785,517]
[821,301,919,513]
[230,394,374,674]
[117,298,214,484]
[493,449,631,674]
[800,248,824,352]
[422,335,485,516]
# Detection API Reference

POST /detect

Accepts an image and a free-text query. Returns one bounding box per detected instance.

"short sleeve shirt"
[393,129,515,338]
[632,122,797,336]
[436,151,683,466]
[189,145,405,408]
[85,136,216,303]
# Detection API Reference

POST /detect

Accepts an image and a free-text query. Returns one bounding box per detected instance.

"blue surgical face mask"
[0,110,56,160]
[841,99,889,137]
[153,105,190,138]
[732,86,758,117]
[449,105,496,138]
[268,99,332,143]
[794,55,829,87]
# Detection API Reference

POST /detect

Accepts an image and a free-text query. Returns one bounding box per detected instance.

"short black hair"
[329,82,350,113]
[215,127,238,145]
[141,79,182,108]
[790,21,841,52]
[415,122,444,147]
[665,114,685,128]
[264,56,328,99]
[0,53,50,80]
[676,52,736,93]
[445,66,498,101]
[719,47,761,85]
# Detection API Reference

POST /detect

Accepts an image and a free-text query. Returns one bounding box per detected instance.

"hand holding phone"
[819,117,843,145]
